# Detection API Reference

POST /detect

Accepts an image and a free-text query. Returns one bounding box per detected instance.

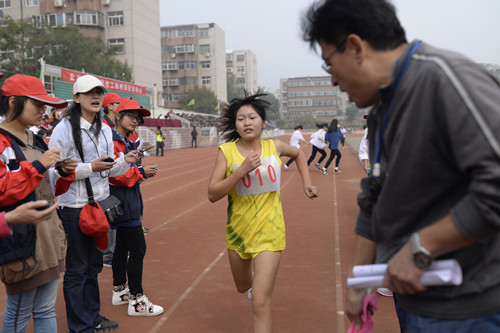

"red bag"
[79,201,110,250]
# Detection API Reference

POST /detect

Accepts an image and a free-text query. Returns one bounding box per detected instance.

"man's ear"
[262,122,267,129]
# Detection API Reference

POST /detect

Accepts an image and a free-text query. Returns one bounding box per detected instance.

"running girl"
[208,92,318,333]
[283,125,305,169]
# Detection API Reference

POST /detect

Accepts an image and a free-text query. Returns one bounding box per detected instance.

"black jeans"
[325,148,341,169]
[156,142,164,156]
[112,225,147,296]
[307,145,327,165]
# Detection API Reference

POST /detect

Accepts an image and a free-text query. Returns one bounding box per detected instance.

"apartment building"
[226,49,258,94]
[279,76,347,120]
[160,23,227,109]
[0,0,162,92]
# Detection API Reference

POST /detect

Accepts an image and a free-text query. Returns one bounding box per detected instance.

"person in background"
[0,74,76,333]
[340,125,347,148]
[49,74,140,333]
[284,125,305,169]
[108,99,163,317]
[208,92,318,333]
[303,0,500,331]
[322,118,344,175]
[306,122,328,173]
[358,124,369,173]
[191,125,198,148]
[101,92,122,128]
[155,126,165,157]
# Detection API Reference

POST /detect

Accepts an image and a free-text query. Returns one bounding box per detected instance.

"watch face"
[414,252,433,269]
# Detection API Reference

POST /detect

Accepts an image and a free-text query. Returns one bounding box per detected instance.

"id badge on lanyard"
[234,155,281,196]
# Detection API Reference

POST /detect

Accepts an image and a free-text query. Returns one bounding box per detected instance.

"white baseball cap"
[72,75,108,95]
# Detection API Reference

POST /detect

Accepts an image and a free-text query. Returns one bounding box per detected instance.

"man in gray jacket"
[302,0,500,331]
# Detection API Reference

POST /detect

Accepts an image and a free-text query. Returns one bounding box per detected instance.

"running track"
[0,133,400,332]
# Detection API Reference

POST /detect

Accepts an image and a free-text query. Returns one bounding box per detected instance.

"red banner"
[61,68,146,96]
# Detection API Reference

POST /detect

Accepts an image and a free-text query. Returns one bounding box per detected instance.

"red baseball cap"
[0,73,3,79]
[116,99,151,117]
[2,74,68,108]
[102,92,122,108]
[79,203,110,250]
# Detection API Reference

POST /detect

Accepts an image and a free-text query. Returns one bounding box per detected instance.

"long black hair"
[220,90,270,142]
[64,101,102,158]
[315,122,328,129]
[328,119,339,133]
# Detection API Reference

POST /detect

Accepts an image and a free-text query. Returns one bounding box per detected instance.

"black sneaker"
[95,317,119,332]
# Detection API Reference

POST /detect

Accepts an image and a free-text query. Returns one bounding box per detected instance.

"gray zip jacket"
[355,40,500,319]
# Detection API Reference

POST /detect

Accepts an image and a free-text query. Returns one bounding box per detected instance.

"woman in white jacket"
[306,123,328,172]
[284,125,305,169]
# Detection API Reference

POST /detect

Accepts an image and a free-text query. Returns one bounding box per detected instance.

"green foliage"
[226,75,245,102]
[0,16,131,81]
[180,85,218,114]
[345,105,360,125]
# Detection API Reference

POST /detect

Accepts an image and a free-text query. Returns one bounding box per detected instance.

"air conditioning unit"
[54,0,63,8]
[170,53,176,58]
[102,0,111,5]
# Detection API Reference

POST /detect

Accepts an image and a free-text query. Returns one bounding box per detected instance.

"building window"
[108,38,125,54]
[47,13,65,27]
[108,11,123,26]
[199,28,209,38]
[200,44,210,55]
[201,76,211,85]
[0,0,11,8]
[172,44,195,54]
[201,61,210,69]
[237,55,245,62]
[75,11,104,27]
[185,61,196,69]
[226,54,232,61]
[226,67,233,73]
[163,78,179,86]
[237,78,246,84]
[237,66,245,73]
[163,62,177,71]
[26,0,39,6]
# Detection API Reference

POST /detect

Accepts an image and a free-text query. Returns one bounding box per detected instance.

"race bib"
[234,155,281,196]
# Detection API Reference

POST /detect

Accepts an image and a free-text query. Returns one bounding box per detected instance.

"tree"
[226,75,245,102]
[345,105,360,125]
[180,85,218,114]
[0,16,131,81]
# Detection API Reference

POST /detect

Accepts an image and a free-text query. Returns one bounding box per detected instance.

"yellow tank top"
[219,139,285,254]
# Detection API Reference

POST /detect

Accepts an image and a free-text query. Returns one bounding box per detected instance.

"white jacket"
[49,117,130,208]
[310,129,326,149]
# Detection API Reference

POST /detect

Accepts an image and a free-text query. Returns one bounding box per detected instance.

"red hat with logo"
[116,98,151,117]
[2,74,68,108]
[102,92,122,108]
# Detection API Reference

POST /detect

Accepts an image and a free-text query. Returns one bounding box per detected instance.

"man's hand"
[383,242,427,294]
[5,200,59,225]
[346,287,368,330]
[143,165,158,178]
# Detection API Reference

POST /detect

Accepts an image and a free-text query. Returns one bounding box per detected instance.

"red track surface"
[0,133,400,332]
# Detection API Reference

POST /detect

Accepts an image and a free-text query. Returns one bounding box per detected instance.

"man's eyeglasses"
[321,38,347,74]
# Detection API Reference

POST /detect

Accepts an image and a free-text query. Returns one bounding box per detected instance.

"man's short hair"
[302,0,407,52]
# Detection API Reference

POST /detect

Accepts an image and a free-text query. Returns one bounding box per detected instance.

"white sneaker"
[128,294,164,316]
[247,288,252,300]
[334,167,342,173]
[284,164,288,169]
[112,285,130,305]
[321,167,327,175]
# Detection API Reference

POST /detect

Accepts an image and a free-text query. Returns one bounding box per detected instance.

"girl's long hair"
[220,90,270,142]
[315,122,328,129]
[64,100,102,158]
[0,93,28,122]
[328,119,338,133]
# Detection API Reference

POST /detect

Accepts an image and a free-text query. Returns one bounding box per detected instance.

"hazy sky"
[160,0,500,92]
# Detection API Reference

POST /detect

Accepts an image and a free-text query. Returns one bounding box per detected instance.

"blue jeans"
[396,302,500,332]
[103,229,116,263]
[59,207,104,333]
[0,279,59,333]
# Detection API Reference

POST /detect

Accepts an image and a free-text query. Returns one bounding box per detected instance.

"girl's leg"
[32,279,59,333]
[285,158,294,167]
[317,149,327,164]
[324,149,335,169]
[113,227,130,288]
[227,249,253,293]
[126,225,147,296]
[0,286,37,333]
[307,146,318,165]
[334,149,342,167]
[252,251,281,333]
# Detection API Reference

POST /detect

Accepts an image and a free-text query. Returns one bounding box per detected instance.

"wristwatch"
[410,232,433,269]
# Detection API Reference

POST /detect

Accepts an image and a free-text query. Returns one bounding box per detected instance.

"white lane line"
[333,173,345,332]
[143,178,207,203]
[149,250,226,333]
